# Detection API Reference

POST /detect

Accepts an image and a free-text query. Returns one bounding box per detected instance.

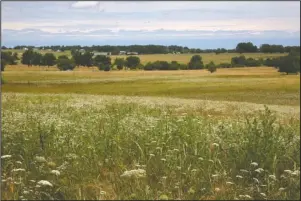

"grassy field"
[3,49,287,65]
[1,64,300,200]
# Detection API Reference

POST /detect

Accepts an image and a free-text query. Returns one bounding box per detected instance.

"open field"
[3,49,287,65]
[1,66,300,200]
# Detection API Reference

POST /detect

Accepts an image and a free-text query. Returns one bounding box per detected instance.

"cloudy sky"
[1,1,300,48]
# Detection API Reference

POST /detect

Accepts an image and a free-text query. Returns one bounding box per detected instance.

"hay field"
[1,66,300,200]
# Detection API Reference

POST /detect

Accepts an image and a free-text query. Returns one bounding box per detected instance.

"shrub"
[56,58,76,71]
[245,58,261,67]
[231,55,246,67]
[218,63,232,68]
[206,61,217,73]
[188,55,204,69]
[126,56,140,69]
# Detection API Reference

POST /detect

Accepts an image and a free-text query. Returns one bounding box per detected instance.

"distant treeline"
[2,42,300,54]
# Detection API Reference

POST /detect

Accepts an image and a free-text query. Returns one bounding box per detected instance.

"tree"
[236,42,258,53]
[32,52,43,66]
[71,50,82,67]
[1,51,18,65]
[1,59,6,71]
[231,55,247,67]
[277,55,300,74]
[169,61,180,70]
[21,49,35,66]
[43,53,56,67]
[125,56,140,70]
[57,58,76,71]
[188,55,204,69]
[94,55,111,66]
[206,61,217,73]
[81,51,94,67]
[114,58,125,70]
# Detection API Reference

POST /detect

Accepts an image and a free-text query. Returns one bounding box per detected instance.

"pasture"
[1,64,300,200]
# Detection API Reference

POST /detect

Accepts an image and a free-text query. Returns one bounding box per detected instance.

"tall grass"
[1,94,300,200]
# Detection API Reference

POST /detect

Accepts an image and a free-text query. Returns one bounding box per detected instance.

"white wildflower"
[255,168,264,173]
[2,179,6,182]
[35,156,46,163]
[212,143,219,147]
[239,195,245,199]
[12,168,26,172]
[1,155,12,159]
[240,169,249,173]
[23,191,29,195]
[162,176,167,180]
[29,180,36,183]
[149,154,155,157]
[16,161,22,165]
[269,175,276,180]
[279,187,286,191]
[191,169,197,173]
[291,170,300,176]
[226,181,234,185]
[244,195,252,199]
[260,193,266,197]
[236,175,243,179]
[100,191,106,195]
[250,162,258,167]
[177,166,181,170]
[198,157,204,161]
[284,170,293,174]
[50,170,60,176]
[120,169,146,178]
[215,187,220,192]
[161,158,166,162]
[37,180,53,187]
[253,178,259,184]
[212,174,219,178]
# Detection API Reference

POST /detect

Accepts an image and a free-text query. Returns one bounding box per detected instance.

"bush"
[245,58,261,67]
[231,55,246,67]
[277,55,300,74]
[104,65,111,71]
[126,56,140,69]
[188,55,204,69]
[206,61,217,73]
[56,58,76,71]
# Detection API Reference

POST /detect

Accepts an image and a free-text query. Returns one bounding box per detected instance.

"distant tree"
[236,42,258,53]
[42,53,57,67]
[1,46,7,50]
[94,55,111,66]
[32,52,43,66]
[125,56,140,70]
[58,55,69,60]
[114,58,125,70]
[1,51,18,65]
[71,50,82,67]
[277,55,300,74]
[218,63,232,68]
[188,55,204,69]
[81,51,94,67]
[57,58,76,71]
[169,61,180,70]
[245,58,261,67]
[231,55,247,67]
[1,59,6,71]
[21,49,35,66]
[206,61,217,73]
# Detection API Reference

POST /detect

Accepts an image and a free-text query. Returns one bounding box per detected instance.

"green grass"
[1,93,300,200]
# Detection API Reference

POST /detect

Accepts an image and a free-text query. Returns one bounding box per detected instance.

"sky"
[1,1,300,49]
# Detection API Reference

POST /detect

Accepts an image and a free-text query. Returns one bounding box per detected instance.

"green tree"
[277,55,300,74]
[32,52,43,66]
[94,55,111,66]
[206,61,217,73]
[236,42,258,53]
[114,58,125,70]
[125,56,140,70]
[43,53,57,67]
[21,49,35,66]
[188,55,204,69]
[1,59,6,71]
[1,51,18,65]
[57,58,76,71]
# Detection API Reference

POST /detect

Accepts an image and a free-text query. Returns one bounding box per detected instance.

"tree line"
[2,42,299,54]
[1,49,299,74]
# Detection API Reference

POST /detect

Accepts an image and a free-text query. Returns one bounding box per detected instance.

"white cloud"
[71,1,99,9]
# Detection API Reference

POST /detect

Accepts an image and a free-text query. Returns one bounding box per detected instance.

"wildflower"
[1,155,12,159]
[191,169,197,173]
[37,180,53,187]
[161,176,167,180]
[120,169,146,178]
[35,156,46,163]
[260,193,266,197]
[47,161,56,168]
[161,158,166,162]
[100,191,106,195]
[156,147,161,150]
[226,181,234,185]
[16,161,22,165]
[188,187,195,194]
[250,162,258,167]
[23,190,29,195]
[208,159,214,163]
[198,157,204,161]
[50,170,60,176]
[173,149,179,152]
[29,180,36,183]
[2,179,6,182]
[284,170,293,174]
[149,154,155,157]
[12,168,26,172]
[212,143,219,147]
[253,178,259,184]
[269,175,276,180]
[255,168,264,173]
[291,170,300,176]
[215,188,221,192]
[240,169,249,173]
[244,195,252,199]
[212,174,219,178]
[236,175,243,179]
[177,166,181,170]
[279,187,286,191]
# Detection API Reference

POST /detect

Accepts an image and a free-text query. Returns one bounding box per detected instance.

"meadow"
[1,63,300,200]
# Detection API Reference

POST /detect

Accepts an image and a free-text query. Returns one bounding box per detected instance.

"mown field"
[3,49,287,65]
[1,64,300,200]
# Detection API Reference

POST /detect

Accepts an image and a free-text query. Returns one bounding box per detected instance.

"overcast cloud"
[1,1,300,48]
